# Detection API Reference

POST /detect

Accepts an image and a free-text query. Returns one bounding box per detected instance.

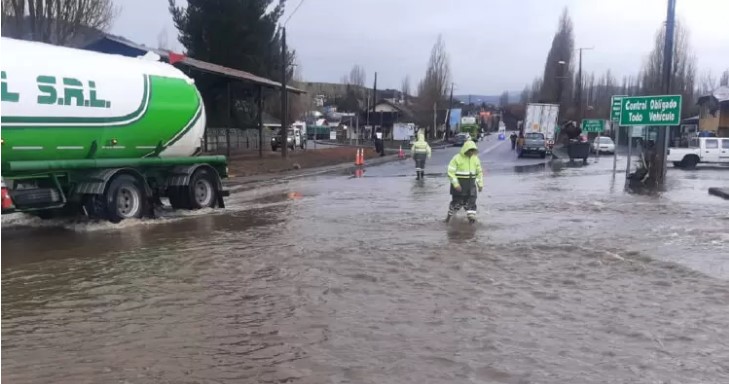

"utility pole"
[371,72,377,139]
[280,27,289,158]
[433,101,437,140]
[278,0,305,158]
[652,0,677,185]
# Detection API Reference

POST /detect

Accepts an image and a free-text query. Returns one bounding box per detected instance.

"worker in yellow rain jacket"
[411,130,431,180]
[446,139,483,223]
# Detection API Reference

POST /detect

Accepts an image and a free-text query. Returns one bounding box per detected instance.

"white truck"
[668,137,729,169]
[523,103,559,155]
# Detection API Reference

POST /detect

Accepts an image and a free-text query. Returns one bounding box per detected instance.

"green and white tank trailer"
[1,37,229,222]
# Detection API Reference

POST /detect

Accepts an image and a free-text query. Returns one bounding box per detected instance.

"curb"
[708,187,729,200]
[224,153,406,190]
[313,140,449,150]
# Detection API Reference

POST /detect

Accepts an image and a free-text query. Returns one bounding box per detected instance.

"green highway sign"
[610,95,626,122]
[581,119,605,133]
[619,95,682,126]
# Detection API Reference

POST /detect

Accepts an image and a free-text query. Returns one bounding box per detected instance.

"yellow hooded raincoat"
[447,140,483,190]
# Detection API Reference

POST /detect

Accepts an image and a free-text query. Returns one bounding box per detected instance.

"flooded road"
[3,140,729,383]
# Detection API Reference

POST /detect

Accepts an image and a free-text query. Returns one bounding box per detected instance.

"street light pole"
[280,27,289,158]
[575,47,593,128]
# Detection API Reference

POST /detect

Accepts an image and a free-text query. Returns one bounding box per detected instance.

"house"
[697,86,729,137]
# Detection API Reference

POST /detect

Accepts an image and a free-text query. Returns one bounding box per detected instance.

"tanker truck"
[1,38,229,222]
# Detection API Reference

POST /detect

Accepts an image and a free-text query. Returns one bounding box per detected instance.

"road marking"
[480,139,505,156]
[12,146,43,150]
[57,146,84,150]
[102,146,126,149]
[135,146,157,149]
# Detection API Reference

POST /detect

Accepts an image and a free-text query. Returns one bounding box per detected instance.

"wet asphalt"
[2,136,728,383]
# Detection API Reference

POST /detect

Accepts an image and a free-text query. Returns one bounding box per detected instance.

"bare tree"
[499,91,509,106]
[529,77,543,103]
[401,75,411,101]
[416,34,451,137]
[2,0,117,46]
[519,86,530,105]
[157,27,169,50]
[348,64,366,88]
[699,70,716,96]
[641,21,697,116]
[720,69,729,87]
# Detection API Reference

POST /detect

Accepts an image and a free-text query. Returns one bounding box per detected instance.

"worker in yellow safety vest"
[446,139,483,223]
[411,130,432,180]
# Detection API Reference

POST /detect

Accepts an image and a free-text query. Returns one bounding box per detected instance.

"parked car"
[453,132,471,146]
[668,137,729,169]
[591,136,615,154]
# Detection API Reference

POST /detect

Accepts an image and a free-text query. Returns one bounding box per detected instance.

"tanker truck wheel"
[167,168,219,210]
[84,174,147,223]
[188,168,219,209]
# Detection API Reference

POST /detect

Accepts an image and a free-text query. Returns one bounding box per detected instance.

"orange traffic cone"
[355,148,362,165]
[398,146,404,159]
[360,148,365,166]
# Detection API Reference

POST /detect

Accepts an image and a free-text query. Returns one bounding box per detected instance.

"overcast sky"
[112,0,728,95]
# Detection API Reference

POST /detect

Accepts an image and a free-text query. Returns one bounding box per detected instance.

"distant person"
[510,132,518,150]
[446,140,483,224]
[516,132,525,153]
[374,128,384,156]
[411,130,432,180]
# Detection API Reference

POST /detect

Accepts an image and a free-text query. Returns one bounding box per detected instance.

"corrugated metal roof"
[698,86,729,104]
[83,34,305,94]
[175,55,305,94]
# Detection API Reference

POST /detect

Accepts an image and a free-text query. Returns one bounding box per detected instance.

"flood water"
[2,145,729,383]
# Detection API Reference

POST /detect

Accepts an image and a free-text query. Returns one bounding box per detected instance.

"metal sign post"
[610,95,626,177]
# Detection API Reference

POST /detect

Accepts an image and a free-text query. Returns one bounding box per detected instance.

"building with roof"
[79,33,304,156]
[697,86,729,137]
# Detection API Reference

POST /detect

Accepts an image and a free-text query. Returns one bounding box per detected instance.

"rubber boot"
[467,212,476,224]
[445,206,455,223]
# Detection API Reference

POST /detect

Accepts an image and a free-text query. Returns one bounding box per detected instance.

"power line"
[284,0,306,26]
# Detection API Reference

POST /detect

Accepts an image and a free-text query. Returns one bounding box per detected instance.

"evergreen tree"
[168,0,297,125]
[539,8,574,111]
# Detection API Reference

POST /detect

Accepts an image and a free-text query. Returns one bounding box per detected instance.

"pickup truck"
[271,127,305,151]
[518,132,547,158]
[668,137,729,169]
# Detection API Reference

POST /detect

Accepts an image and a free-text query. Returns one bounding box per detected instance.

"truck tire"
[188,168,219,209]
[673,162,682,167]
[681,156,698,169]
[85,174,147,223]
[271,145,278,152]
[168,168,220,210]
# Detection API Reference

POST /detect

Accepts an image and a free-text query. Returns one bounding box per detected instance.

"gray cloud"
[111,0,728,94]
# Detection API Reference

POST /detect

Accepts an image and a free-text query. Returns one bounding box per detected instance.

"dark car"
[453,132,471,146]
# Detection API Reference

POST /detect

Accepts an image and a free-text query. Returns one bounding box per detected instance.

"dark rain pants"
[413,153,427,171]
[449,177,478,218]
